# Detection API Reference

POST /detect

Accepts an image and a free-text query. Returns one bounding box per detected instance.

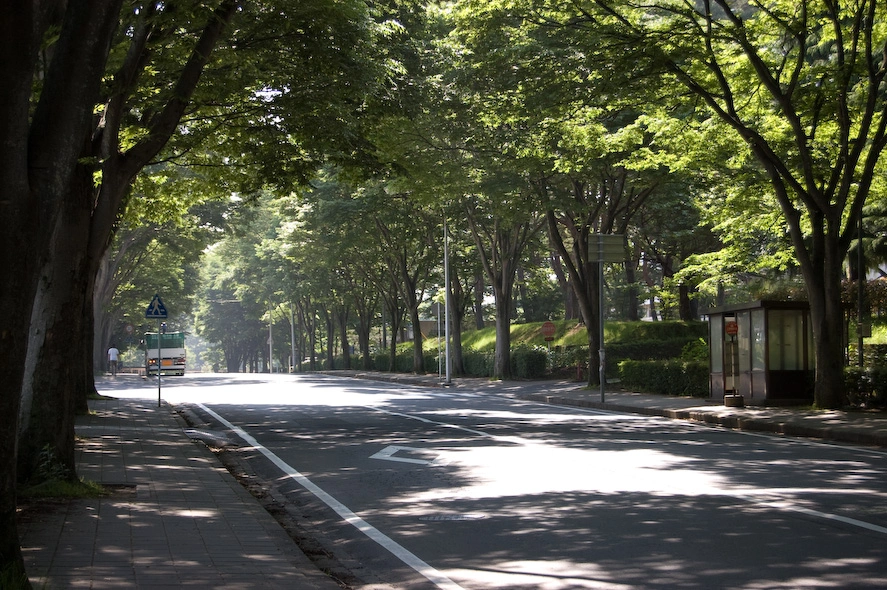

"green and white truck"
[144,331,186,376]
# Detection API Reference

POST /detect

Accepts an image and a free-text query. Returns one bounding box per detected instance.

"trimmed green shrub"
[373,352,390,371]
[549,346,588,372]
[844,365,887,408]
[511,345,548,379]
[394,351,413,373]
[871,366,887,407]
[423,353,442,374]
[549,338,706,378]
[619,359,709,397]
[605,321,707,343]
[463,349,494,377]
[680,338,710,361]
[606,338,695,362]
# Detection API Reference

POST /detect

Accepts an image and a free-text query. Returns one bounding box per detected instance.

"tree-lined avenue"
[101,374,887,588]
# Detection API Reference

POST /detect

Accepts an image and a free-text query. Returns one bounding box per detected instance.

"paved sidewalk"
[333,370,887,449]
[18,395,342,590]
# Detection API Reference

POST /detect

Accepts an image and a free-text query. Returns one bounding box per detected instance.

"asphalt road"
[136,373,887,589]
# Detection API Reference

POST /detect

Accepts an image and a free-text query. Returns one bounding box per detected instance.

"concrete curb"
[517,393,887,448]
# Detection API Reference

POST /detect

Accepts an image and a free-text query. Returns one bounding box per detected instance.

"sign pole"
[146,294,168,407]
[589,233,623,403]
[157,318,162,407]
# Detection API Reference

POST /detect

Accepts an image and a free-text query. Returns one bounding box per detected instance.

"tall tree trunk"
[19,0,238,482]
[546,211,602,387]
[382,291,403,372]
[678,283,693,321]
[79,302,97,415]
[0,3,124,580]
[448,265,467,376]
[337,306,351,370]
[579,265,602,387]
[803,239,846,409]
[396,259,425,375]
[354,303,373,370]
[474,272,485,329]
[468,211,543,380]
[309,318,318,372]
[642,257,659,321]
[624,256,640,322]
[19,164,95,483]
[516,265,530,320]
[323,309,335,369]
[409,304,424,374]
[492,284,514,380]
[550,250,577,321]
[468,215,541,380]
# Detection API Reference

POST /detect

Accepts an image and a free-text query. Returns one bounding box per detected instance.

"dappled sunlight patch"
[166,508,217,518]
[151,373,442,408]
[401,443,726,502]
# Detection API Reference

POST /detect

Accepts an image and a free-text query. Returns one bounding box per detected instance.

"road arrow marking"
[370,445,448,466]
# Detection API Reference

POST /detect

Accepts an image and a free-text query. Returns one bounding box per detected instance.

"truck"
[144,331,186,376]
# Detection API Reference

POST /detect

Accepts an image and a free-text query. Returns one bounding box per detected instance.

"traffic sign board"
[588,234,624,263]
[145,294,168,319]
[541,321,556,338]
[725,321,738,336]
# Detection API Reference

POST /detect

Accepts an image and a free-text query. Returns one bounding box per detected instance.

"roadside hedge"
[511,345,548,379]
[360,346,545,379]
[844,365,887,408]
[618,359,709,397]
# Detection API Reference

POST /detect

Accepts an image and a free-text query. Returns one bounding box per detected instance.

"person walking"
[108,345,120,377]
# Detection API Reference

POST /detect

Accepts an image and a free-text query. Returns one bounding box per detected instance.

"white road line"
[195,403,466,590]
[756,499,887,536]
[370,407,512,442]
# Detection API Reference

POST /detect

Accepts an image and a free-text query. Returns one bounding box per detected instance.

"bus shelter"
[708,300,814,405]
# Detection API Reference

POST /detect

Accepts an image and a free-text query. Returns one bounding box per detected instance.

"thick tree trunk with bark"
[0,3,123,580]
[354,306,372,370]
[467,205,542,381]
[19,170,94,482]
[624,256,640,322]
[409,304,425,374]
[802,238,847,409]
[492,284,514,380]
[546,211,603,386]
[474,273,485,329]
[324,310,335,370]
[332,305,350,369]
[551,251,579,321]
[584,269,603,387]
[19,0,239,480]
[383,292,404,372]
[447,266,468,376]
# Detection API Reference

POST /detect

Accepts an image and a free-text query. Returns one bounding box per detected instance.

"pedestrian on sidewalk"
[108,345,120,376]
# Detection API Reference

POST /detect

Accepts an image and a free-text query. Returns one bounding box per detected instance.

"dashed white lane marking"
[196,403,466,590]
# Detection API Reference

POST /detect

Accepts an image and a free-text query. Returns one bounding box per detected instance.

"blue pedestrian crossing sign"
[145,294,168,319]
